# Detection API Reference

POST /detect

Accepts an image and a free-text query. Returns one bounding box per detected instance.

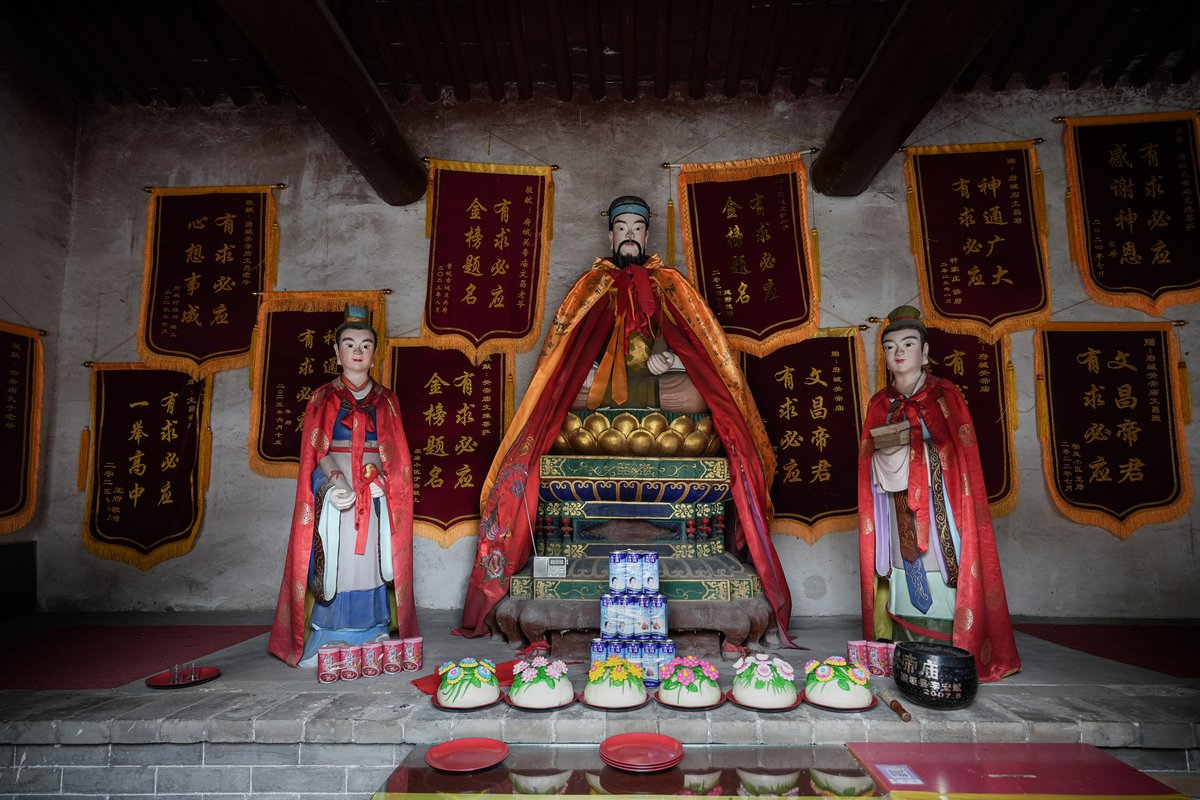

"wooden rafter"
[687,0,713,100]
[471,0,505,101]
[504,0,533,100]
[722,0,750,98]
[653,0,670,99]
[756,0,791,96]
[433,1,470,101]
[546,0,573,101]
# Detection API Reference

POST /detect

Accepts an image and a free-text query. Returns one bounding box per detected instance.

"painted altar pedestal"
[494,409,775,661]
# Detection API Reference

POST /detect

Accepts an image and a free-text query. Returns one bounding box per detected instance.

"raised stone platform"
[2,610,1198,799]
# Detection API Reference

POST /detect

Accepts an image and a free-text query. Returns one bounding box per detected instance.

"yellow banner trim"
[1061,110,1200,315]
[0,321,43,535]
[137,186,279,378]
[903,141,1051,342]
[247,291,388,479]
[677,151,820,356]
[81,363,214,571]
[1033,321,1193,539]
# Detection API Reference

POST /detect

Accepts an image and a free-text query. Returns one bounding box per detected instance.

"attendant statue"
[857,305,1020,681]
[458,195,796,646]
[269,307,419,667]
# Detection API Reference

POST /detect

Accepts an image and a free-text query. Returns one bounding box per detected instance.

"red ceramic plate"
[145,666,221,689]
[431,693,503,712]
[800,690,878,713]
[424,738,509,772]
[600,732,684,769]
[723,689,803,713]
[653,689,726,711]
[601,753,683,773]
[575,691,652,712]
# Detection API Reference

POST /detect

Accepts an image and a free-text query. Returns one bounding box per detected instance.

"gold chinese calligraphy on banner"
[1062,110,1200,314]
[82,364,212,570]
[904,142,1051,342]
[742,329,867,543]
[138,186,279,377]
[1035,322,1192,539]
[875,327,1020,519]
[383,338,514,547]
[422,159,554,363]
[0,322,43,534]
[678,152,820,355]
[248,291,387,478]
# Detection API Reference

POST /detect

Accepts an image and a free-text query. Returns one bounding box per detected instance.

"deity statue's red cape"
[458,256,796,646]
[268,379,419,666]
[857,374,1020,682]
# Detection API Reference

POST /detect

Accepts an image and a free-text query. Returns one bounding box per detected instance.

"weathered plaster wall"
[17,75,1200,621]
[0,33,76,548]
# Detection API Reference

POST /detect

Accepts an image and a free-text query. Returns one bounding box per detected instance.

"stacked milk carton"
[595,549,672,686]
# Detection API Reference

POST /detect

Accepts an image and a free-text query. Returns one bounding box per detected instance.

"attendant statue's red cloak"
[458,256,796,646]
[857,374,1020,681]
[269,379,418,666]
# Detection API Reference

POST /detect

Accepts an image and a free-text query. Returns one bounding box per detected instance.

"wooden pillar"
[810,0,1013,196]
[218,0,427,206]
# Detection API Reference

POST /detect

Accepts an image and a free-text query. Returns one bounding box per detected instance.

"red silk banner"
[0,322,43,534]
[875,327,1020,519]
[1062,110,1200,314]
[904,142,1050,341]
[422,160,554,363]
[742,329,867,543]
[678,152,819,356]
[248,292,387,478]
[83,364,212,570]
[383,339,513,547]
[138,186,278,377]
[1034,322,1192,538]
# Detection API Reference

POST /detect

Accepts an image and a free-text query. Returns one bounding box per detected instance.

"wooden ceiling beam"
[620,0,637,100]
[504,0,533,100]
[6,4,95,103]
[472,0,506,100]
[653,0,670,99]
[1066,0,1121,89]
[722,0,751,98]
[357,0,410,103]
[433,1,471,101]
[1128,3,1194,86]
[217,0,426,206]
[788,0,825,96]
[585,0,605,100]
[394,0,438,102]
[756,0,791,96]
[823,0,862,95]
[1101,1,1174,88]
[687,0,713,100]
[810,0,1013,196]
[185,1,250,106]
[1021,0,1082,90]
[546,0,573,100]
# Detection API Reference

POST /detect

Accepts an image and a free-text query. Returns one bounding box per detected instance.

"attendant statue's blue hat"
[606,195,651,229]
[344,304,371,323]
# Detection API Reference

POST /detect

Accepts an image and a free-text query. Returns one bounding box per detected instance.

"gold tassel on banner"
[811,227,821,305]
[77,427,90,492]
[667,198,676,267]
[1035,372,1048,439]
[1179,361,1192,425]
[1006,360,1019,431]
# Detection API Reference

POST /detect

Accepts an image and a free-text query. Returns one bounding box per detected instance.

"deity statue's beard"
[613,240,646,268]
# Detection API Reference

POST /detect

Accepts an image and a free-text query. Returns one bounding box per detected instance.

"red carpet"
[1014,623,1200,678]
[0,625,270,690]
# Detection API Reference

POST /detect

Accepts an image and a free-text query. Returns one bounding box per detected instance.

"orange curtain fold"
[677,152,820,356]
[138,185,279,378]
[248,291,388,478]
